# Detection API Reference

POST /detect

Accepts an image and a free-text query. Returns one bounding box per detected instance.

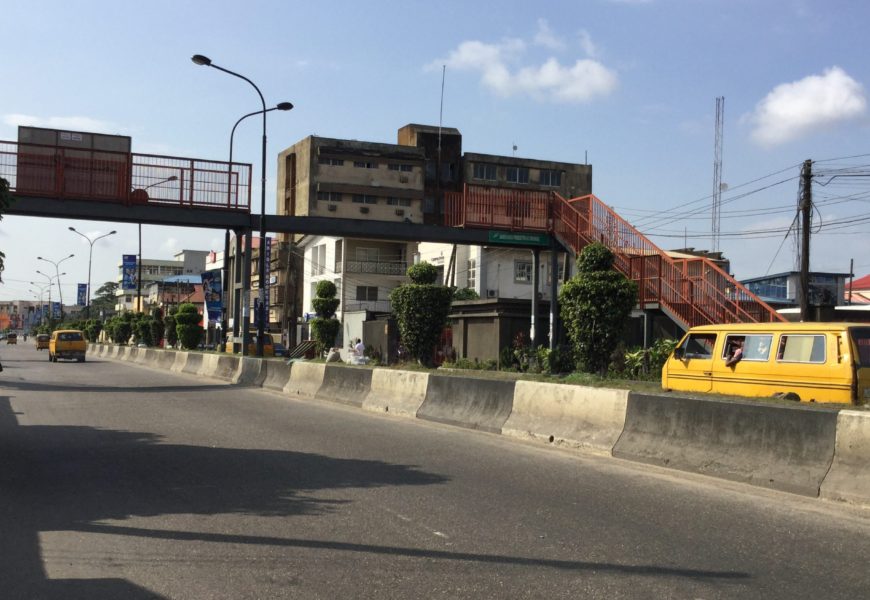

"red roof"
[849,273,870,291]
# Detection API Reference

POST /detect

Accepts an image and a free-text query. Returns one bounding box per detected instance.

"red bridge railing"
[0,140,251,211]
[445,184,784,329]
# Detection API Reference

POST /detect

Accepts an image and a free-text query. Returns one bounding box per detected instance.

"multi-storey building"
[276,135,425,345]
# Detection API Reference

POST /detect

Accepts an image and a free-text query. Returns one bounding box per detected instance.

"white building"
[115,249,210,312]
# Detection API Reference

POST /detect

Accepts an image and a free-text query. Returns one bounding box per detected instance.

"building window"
[473,163,496,181]
[388,163,414,172]
[355,247,379,262]
[467,259,476,290]
[514,260,533,284]
[386,197,411,207]
[539,169,562,187]
[318,157,344,166]
[352,194,378,204]
[311,244,327,276]
[506,166,529,184]
[356,286,378,301]
[353,160,377,169]
[316,191,343,202]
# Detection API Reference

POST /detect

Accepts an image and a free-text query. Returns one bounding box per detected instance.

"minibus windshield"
[851,327,870,366]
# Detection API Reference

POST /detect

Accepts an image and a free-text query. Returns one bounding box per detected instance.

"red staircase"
[445,185,784,330]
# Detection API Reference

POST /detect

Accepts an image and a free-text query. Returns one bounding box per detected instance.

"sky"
[2,0,869,304]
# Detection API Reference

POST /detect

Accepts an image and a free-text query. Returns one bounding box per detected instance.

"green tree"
[150,308,165,347]
[90,281,119,317]
[390,262,453,366]
[164,312,178,348]
[175,303,203,350]
[309,280,340,354]
[453,287,480,301]
[559,243,637,375]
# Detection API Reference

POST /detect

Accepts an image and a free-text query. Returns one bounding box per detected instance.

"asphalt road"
[1,343,868,599]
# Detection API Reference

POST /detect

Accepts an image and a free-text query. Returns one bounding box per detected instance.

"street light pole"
[34,271,65,326]
[226,102,293,354]
[193,54,284,357]
[69,227,117,319]
[37,254,74,321]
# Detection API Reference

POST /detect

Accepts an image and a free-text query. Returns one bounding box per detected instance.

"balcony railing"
[344,260,408,276]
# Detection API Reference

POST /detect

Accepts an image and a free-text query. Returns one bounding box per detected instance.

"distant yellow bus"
[662,322,870,405]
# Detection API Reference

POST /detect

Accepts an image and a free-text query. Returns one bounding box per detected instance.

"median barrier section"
[141,348,160,367]
[820,410,870,505]
[118,346,133,361]
[171,351,189,373]
[197,354,239,381]
[612,393,838,496]
[502,382,629,454]
[256,360,291,390]
[155,350,177,371]
[316,365,374,407]
[417,375,515,434]
[182,352,203,375]
[362,369,430,417]
[284,362,326,398]
[107,345,120,359]
[232,356,261,386]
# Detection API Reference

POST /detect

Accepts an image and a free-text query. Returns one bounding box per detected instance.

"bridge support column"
[241,229,253,356]
[549,248,559,351]
[530,249,540,347]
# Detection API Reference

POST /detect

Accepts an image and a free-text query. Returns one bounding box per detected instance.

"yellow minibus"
[662,322,870,405]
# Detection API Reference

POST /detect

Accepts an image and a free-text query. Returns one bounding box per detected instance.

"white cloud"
[747,67,867,146]
[577,30,599,58]
[2,114,120,134]
[430,30,617,104]
[534,19,565,50]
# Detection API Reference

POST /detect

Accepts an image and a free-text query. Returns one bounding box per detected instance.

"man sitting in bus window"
[725,337,744,367]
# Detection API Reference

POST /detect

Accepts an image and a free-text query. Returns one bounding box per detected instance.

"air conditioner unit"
[360,206,370,214]
[486,290,497,298]
[395,209,405,217]
[327,204,337,212]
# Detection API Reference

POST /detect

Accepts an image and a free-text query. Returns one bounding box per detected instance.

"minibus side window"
[851,328,870,366]
[742,335,773,361]
[682,333,716,359]
[776,334,826,363]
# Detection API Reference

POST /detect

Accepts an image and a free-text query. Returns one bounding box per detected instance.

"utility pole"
[799,159,812,322]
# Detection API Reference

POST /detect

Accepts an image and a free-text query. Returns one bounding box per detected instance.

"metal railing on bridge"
[0,140,251,211]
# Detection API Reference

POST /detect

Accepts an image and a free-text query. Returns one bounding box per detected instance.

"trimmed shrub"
[390,262,453,366]
[175,303,203,350]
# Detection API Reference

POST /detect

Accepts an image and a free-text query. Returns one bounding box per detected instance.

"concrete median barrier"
[198,354,239,381]
[820,410,870,506]
[257,360,291,390]
[141,348,159,367]
[502,382,629,454]
[234,357,265,386]
[417,375,515,434]
[362,369,430,417]
[182,352,203,375]
[155,350,177,371]
[171,351,189,373]
[316,365,374,407]
[612,393,838,496]
[284,362,326,398]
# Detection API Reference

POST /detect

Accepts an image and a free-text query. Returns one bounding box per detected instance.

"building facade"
[115,250,209,312]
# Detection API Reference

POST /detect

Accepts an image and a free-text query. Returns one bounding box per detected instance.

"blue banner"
[122,254,138,290]
[52,302,61,319]
[77,284,87,306]
[201,270,222,323]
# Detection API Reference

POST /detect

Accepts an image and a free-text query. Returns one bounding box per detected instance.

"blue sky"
[2,0,869,303]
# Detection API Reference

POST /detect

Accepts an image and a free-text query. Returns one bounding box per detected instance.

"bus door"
[667,332,717,392]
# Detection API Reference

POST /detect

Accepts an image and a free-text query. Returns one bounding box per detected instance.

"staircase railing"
[551,193,784,329]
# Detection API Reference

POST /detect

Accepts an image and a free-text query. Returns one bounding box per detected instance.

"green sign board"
[487,230,550,246]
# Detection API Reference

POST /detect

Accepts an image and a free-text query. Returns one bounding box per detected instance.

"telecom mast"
[712,96,724,252]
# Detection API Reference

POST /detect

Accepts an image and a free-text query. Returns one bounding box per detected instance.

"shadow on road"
[0,395,449,597]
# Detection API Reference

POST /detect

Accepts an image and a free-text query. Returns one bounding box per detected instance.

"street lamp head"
[68,226,76,232]
[192,54,212,67]
[167,175,178,182]
[276,102,294,111]
[109,230,117,235]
